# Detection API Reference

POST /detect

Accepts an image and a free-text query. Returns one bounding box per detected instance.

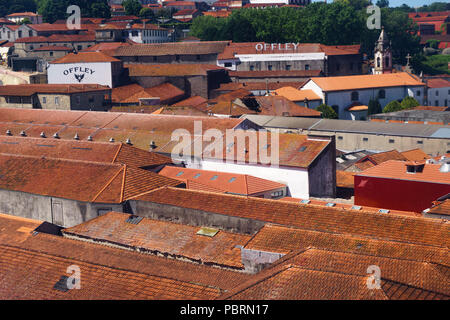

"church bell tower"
[373,27,392,74]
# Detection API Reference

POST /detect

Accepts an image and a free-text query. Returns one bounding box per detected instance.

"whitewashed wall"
[187,159,310,199]
[48,62,113,88]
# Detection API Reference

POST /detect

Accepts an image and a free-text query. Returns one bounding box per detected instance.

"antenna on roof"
[20,130,26,137]
[87,135,93,141]
[150,140,156,150]
[126,138,132,145]
[73,133,79,140]
[40,132,46,138]
[5,129,11,136]
[109,137,115,143]
[53,132,59,139]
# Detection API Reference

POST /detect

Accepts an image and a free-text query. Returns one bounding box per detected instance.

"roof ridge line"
[91,166,124,203]
[120,164,127,202]
[112,143,123,164]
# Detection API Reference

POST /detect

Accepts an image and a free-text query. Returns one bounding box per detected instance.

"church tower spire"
[373,27,392,74]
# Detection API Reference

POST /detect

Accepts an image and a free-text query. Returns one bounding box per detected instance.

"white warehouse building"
[300,72,426,120]
[47,52,123,88]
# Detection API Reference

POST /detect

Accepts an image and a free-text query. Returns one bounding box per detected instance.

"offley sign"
[255,43,300,52]
[62,66,96,83]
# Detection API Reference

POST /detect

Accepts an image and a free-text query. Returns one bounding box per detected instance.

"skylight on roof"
[300,199,310,204]
[325,203,336,207]
[298,146,307,152]
[351,205,362,210]
[210,175,218,181]
[126,215,143,225]
[228,177,236,183]
[196,227,219,237]
[176,171,184,176]
[378,209,390,214]
[193,173,201,179]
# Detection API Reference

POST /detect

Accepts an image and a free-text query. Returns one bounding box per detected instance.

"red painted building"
[355,160,450,213]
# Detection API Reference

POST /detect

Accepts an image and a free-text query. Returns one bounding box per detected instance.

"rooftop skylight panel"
[351,205,362,210]
[300,199,311,204]
[210,175,218,180]
[228,177,236,183]
[298,146,307,152]
[379,209,390,214]
[325,203,336,207]
[193,173,201,179]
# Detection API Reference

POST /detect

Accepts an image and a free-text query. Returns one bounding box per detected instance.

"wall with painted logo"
[48,62,114,88]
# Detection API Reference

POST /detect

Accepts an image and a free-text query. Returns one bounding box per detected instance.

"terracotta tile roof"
[173,9,198,16]
[307,72,425,92]
[427,78,450,88]
[144,83,185,104]
[81,42,131,54]
[0,108,244,153]
[112,83,184,104]
[202,131,330,168]
[126,64,226,77]
[401,148,431,162]
[320,44,361,56]
[0,154,181,203]
[203,10,231,18]
[246,248,449,297]
[50,52,120,64]
[0,136,172,168]
[208,101,257,116]
[414,106,449,111]
[219,247,449,299]
[172,95,207,107]
[354,150,408,171]
[244,224,449,265]
[129,23,167,31]
[211,88,253,103]
[254,96,322,117]
[0,213,44,246]
[109,105,163,114]
[229,70,321,78]
[62,211,250,269]
[165,1,196,6]
[151,106,207,116]
[220,263,389,300]
[114,41,229,57]
[28,23,74,32]
[428,199,450,216]
[6,12,39,17]
[356,160,450,185]
[33,45,72,51]
[336,170,355,188]
[0,84,110,96]
[132,187,450,248]
[347,105,368,111]
[273,87,321,102]
[159,165,285,195]
[0,242,224,299]
[14,36,48,43]
[279,197,420,218]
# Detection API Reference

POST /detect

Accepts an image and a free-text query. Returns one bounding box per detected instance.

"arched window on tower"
[377,57,381,68]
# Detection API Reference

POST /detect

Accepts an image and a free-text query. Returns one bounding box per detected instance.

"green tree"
[122,0,142,17]
[139,7,155,21]
[400,96,419,110]
[376,0,389,8]
[383,100,402,113]
[317,104,338,119]
[37,0,110,23]
[18,17,32,24]
[368,99,382,115]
